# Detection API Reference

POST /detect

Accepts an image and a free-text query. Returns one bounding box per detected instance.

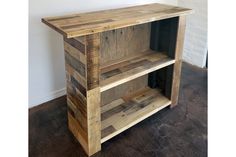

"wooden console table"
[42,3,192,156]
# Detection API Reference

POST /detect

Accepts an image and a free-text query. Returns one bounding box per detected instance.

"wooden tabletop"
[42,3,192,38]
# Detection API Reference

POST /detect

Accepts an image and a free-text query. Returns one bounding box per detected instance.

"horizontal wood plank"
[42,3,192,38]
[64,42,86,64]
[100,51,175,92]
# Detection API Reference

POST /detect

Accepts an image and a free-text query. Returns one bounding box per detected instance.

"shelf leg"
[170,16,186,107]
[64,33,101,156]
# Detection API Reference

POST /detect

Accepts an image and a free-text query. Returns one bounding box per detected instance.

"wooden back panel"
[100,23,151,67]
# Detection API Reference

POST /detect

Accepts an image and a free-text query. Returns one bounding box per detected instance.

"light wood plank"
[170,16,186,107]
[86,88,101,156]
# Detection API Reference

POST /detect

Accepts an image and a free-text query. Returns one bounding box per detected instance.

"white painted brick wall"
[178,0,208,68]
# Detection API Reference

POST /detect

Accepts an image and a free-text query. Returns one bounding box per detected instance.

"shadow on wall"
[48,30,66,91]
[29,21,66,107]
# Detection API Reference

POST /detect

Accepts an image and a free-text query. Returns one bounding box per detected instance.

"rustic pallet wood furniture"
[42,3,192,156]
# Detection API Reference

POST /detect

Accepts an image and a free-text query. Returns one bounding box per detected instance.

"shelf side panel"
[64,34,101,156]
[64,36,89,154]
[170,16,186,107]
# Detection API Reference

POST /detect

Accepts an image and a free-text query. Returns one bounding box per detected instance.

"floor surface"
[29,62,207,157]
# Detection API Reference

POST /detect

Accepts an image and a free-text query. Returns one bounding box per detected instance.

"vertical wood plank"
[87,88,101,155]
[86,34,100,90]
[85,33,101,155]
[170,16,186,107]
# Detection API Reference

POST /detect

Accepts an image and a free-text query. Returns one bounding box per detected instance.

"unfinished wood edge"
[101,100,171,143]
[100,59,175,92]
[86,88,101,155]
[41,18,68,37]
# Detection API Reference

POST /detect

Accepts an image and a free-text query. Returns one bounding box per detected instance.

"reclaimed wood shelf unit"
[42,3,192,156]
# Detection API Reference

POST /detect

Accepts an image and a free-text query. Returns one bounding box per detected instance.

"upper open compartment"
[100,17,179,92]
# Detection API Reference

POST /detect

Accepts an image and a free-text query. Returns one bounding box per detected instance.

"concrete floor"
[29,62,207,157]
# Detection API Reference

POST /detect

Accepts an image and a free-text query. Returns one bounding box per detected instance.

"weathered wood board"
[42,3,192,38]
[100,23,151,67]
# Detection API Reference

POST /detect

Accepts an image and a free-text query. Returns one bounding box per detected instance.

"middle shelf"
[100,50,175,92]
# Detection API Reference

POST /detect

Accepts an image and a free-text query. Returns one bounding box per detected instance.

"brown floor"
[29,62,207,157]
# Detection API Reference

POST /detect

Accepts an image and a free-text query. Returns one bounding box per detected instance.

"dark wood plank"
[101,126,116,139]
[64,37,85,54]
[65,52,86,77]
[70,75,86,97]
[61,19,114,30]
[67,99,88,132]
[86,34,100,90]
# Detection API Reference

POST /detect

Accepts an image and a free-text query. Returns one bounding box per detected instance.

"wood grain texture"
[68,112,88,154]
[64,37,85,54]
[65,52,86,78]
[65,63,86,89]
[42,3,192,38]
[86,34,100,90]
[101,87,171,143]
[86,88,101,155]
[101,75,148,106]
[64,41,86,64]
[85,34,101,155]
[100,23,151,67]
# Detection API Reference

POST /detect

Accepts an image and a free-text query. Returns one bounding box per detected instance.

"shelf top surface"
[42,3,192,38]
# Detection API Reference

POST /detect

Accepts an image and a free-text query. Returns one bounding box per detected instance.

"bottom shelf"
[101,87,171,143]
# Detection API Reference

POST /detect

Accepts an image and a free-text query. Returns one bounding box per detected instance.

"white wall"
[29,0,177,108]
[178,0,208,67]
